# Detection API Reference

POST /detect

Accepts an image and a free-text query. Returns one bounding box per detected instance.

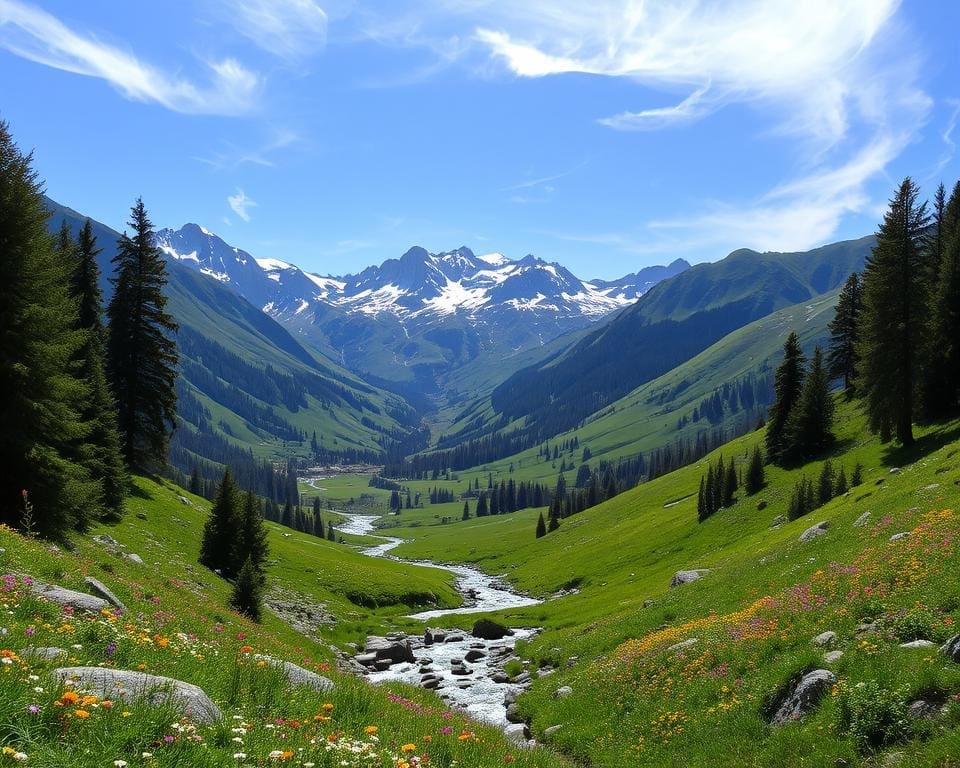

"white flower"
[232,737,244,743]
[233,754,247,760]
[141,754,153,760]
[13,754,28,763]
[1,657,12,665]
[113,761,128,767]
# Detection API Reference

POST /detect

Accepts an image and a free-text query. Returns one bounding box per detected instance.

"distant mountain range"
[155,224,690,400]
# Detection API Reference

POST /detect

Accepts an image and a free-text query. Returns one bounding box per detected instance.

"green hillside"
[44,198,419,474]
[380,399,960,766]
[465,237,872,455]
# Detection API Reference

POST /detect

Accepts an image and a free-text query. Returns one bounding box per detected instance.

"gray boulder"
[465,649,486,662]
[19,646,67,661]
[889,532,911,542]
[853,512,872,528]
[907,700,940,720]
[30,581,109,613]
[505,703,524,723]
[769,669,836,725]
[124,553,145,565]
[424,628,446,645]
[940,634,960,662]
[799,521,829,543]
[770,515,786,528]
[364,636,415,664]
[543,725,562,737]
[899,639,936,649]
[554,685,573,699]
[253,655,334,692]
[823,650,844,664]
[671,569,710,587]
[667,638,699,654]
[54,667,221,723]
[84,577,127,613]
[812,631,837,647]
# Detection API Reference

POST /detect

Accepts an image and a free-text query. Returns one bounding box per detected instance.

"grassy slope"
[0,477,568,767]
[381,400,960,766]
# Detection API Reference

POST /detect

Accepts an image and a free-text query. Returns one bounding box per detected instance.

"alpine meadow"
[5,2,960,767]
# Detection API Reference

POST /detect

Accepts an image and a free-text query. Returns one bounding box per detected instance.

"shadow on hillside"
[128,483,154,500]
[879,418,960,468]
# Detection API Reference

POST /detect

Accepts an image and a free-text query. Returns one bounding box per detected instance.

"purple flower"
[24,627,35,637]
[164,735,175,744]
[27,705,40,714]
[106,642,117,657]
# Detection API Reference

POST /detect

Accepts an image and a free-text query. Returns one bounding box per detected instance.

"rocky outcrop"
[671,569,710,587]
[30,581,109,613]
[84,577,126,612]
[940,634,960,662]
[253,655,334,692]
[812,631,837,647]
[54,667,221,723]
[798,521,829,543]
[769,669,836,725]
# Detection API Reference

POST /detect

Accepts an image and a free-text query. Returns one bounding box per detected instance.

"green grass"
[0,477,569,768]
[376,399,960,766]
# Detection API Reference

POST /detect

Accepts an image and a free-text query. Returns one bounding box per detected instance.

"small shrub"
[835,680,911,752]
[885,604,946,643]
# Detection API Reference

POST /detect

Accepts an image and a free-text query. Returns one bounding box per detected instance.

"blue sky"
[2,0,958,279]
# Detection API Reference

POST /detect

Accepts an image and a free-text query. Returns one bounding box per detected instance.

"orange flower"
[74,709,91,719]
[60,691,80,705]
[365,725,379,735]
[101,700,113,710]
[239,645,254,654]
[81,695,98,707]
[322,703,334,712]
[401,743,416,753]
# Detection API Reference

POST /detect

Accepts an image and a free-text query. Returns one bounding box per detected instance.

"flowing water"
[333,512,543,727]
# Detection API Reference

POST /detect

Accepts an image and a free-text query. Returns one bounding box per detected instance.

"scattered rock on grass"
[853,512,872,528]
[19,647,67,661]
[769,669,836,725]
[940,634,960,662]
[253,655,334,692]
[671,569,710,587]
[30,581,109,613]
[555,685,573,699]
[899,639,936,649]
[812,631,837,647]
[54,667,221,723]
[84,577,126,612]
[823,651,844,664]
[799,521,829,543]
[889,532,911,542]
[472,618,510,640]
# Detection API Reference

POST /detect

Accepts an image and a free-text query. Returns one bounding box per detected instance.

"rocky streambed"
[333,513,544,735]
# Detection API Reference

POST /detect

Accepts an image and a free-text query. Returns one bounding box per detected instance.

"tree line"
[1,122,178,539]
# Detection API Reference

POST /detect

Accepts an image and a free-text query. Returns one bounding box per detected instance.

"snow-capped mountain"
[158,225,687,323]
[156,224,689,387]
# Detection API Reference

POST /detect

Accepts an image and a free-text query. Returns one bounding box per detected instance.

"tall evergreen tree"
[230,556,264,621]
[697,476,708,523]
[327,520,336,541]
[535,512,547,538]
[923,180,960,418]
[106,198,179,472]
[766,332,806,463]
[462,501,470,520]
[857,177,929,445]
[745,446,765,495]
[199,468,240,577]
[827,272,862,392]
[68,219,127,522]
[722,459,738,508]
[817,460,836,507]
[235,490,269,576]
[785,347,835,460]
[0,121,97,538]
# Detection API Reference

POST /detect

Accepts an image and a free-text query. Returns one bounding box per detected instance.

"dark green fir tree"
[766,332,806,463]
[230,556,264,622]
[827,272,862,392]
[106,198,178,472]
[199,468,240,577]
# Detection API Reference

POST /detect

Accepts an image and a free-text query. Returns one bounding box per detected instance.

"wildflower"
[233,754,246,760]
[26,705,39,715]
[121,712,132,718]
[401,743,416,753]
[74,710,91,719]
[113,761,128,767]
[322,702,334,712]
[239,645,253,654]
[141,754,153,760]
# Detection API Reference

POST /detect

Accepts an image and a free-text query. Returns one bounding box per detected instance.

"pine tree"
[785,347,835,460]
[697,476,708,523]
[462,501,470,521]
[0,121,97,538]
[68,219,127,522]
[235,490,269,576]
[535,512,547,538]
[766,332,806,463]
[199,468,240,577]
[230,556,264,621]
[106,198,179,472]
[922,181,960,418]
[834,465,848,497]
[851,462,864,487]
[281,499,293,527]
[745,446,765,495]
[548,497,561,532]
[327,520,336,541]
[817,460,835,507]
[722,459,738,508]
[827,272,862,392]
[857,178,929,445]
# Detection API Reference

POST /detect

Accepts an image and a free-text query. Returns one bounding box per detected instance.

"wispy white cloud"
[228,188,258,221]
[195,127,303,171]
[219,0,327,63]
[599,84,712,131]
[502,159,588,191]
[0,0,259,115]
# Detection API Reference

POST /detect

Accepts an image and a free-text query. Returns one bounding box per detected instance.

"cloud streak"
[0,0,259,115]
[221,0,328,63]
[228,188,258,221]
